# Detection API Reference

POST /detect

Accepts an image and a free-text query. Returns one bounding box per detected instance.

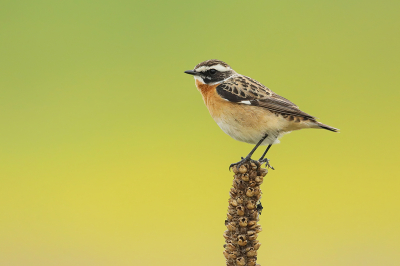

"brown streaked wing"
[221,75,273,99]
[252,98,315,119]
[218,75,316,120]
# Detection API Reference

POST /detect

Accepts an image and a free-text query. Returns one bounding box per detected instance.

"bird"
[184,59,338,169]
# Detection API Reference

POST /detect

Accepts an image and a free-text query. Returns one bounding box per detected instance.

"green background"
[1,1,399,265]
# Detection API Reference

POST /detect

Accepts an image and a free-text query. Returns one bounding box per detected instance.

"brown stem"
[223,161,268,266]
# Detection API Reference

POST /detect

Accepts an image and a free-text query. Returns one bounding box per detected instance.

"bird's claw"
[229,157,260,171]
[259,158,274,170]
[229,157,250,171]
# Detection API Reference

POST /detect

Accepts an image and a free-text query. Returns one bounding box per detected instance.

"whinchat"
[185,59,338,169]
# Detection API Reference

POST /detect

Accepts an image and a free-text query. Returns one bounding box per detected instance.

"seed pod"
[232,165,239,174]
[249,224,258,230]
[223,250,230,259]
[249,181,257,187]
[237,239,247,246]
[237,235,247,246]
[236,206,245,216]
[246,188,255,197]
[230,199,238,207]
[226,243,236,251]
[255,176,263,183]
[238,234,246,241]
[249,210,258,219]
[229,188,237,197]
[248,233,258,241]
[236,257,246,266]
[228,252,237,259]
[250,162,258,170]
[253,242,261,250]
[247,200,256,210]
[247,230,256,236]
[248,258,257,266]
[249,171,258,178]
[248,220,257,226]
[241,173,249,181]
[234,179,246,190]
[223,231,230,239]
[227,222,236,231]
[239,227,247,234]
[238,165,247,174]
[234,176,242,183]
[236,196,244,204]
[259,168,268,177]
[233,179,240,189]
[246,247,257,257]
[239,217,248,227]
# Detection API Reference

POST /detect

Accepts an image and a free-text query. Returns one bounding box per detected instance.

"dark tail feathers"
[317,122,339,132]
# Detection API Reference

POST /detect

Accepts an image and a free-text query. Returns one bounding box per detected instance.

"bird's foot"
[259,158,275,170]
[229,157,260,171]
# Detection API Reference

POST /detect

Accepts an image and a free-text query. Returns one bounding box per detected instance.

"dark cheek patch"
[204,71,230,84]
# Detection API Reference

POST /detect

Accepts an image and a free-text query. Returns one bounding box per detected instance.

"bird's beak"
[184,70,198,76]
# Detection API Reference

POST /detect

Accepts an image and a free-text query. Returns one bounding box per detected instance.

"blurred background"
[1,1,399,265]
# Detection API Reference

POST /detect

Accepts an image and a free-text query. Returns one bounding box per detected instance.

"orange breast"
[195,79,226,118]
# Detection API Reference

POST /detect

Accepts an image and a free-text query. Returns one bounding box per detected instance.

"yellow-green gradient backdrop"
[1,1,399,265]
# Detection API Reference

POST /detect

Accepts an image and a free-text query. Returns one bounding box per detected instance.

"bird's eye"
[209,69,217,75]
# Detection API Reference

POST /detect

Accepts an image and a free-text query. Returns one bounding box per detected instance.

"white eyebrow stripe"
[212,64,231,72]
[195,64,231,73]
[195,66,207,72]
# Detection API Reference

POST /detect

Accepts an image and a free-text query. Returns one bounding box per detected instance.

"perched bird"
[184,59,338,169]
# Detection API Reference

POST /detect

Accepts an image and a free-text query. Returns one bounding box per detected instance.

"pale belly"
[211,103,290,145]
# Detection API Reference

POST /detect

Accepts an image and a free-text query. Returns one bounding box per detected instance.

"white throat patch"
[194,75,205,84]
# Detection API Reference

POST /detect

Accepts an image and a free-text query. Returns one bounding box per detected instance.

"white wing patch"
[240,100,251,105]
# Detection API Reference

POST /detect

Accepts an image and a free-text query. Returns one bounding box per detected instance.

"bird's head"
[184,59,237,85]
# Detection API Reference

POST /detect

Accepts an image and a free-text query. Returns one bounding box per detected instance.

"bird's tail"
[317,122,339,132]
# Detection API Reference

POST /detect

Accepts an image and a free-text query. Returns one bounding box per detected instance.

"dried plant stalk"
[223,161,267,266]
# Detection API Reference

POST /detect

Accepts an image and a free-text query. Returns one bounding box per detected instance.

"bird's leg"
[259,132,279,169]
[259,144,272,161]
[229,133,269,171]
[259,144,274,170]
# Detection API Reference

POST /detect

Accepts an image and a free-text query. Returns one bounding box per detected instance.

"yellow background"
[1,1,399,265]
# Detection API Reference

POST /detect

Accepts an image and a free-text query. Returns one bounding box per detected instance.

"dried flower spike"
[224,160,267,266]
